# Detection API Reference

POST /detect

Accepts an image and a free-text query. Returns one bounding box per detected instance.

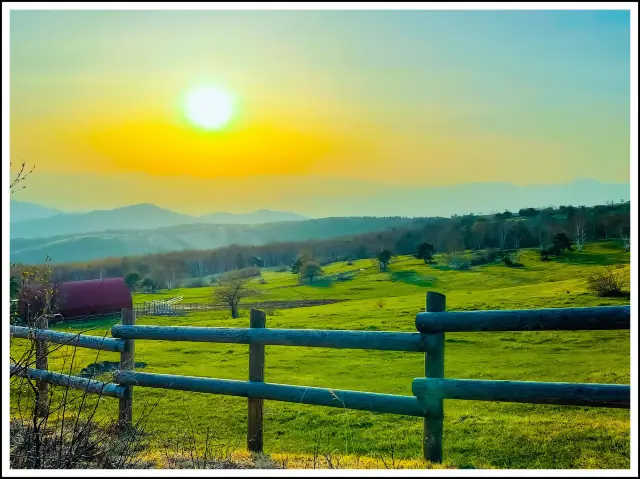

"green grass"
[11,241,631,469]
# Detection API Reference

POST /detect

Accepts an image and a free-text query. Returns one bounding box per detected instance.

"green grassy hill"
[11,241,630,469]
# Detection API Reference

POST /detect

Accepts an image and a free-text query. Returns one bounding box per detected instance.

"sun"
[184,87,234,130]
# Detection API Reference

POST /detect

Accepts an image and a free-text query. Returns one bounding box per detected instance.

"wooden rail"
[415,305,630,333]
[114,371,426,417]
[9,295,631,465]
[10,365,127,399]
[412,378,630,409]
[10,326,125,353]
[110,325,428,352]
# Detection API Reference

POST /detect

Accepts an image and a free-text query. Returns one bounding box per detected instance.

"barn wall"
[57,278,132,318]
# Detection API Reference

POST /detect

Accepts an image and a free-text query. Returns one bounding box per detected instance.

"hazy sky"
[10,9,631,215]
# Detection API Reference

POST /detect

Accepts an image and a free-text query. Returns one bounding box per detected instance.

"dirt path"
[242,299,344,310]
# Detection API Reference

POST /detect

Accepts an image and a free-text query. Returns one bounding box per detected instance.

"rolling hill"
[10,216,416,264]
[9,203,311,240]
[10,204,193,239]
[10,200,64,222]
[200,209,309,224]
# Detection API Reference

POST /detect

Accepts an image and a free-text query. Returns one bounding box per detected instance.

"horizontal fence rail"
[111,325,429,352]
[10,326,125,353]
[115,371,426,417]
[10,365,127,399]
[415,305,630,333]
[412,378,630,409]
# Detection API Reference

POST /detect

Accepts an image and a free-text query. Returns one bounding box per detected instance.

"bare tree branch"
[10,161,36,194]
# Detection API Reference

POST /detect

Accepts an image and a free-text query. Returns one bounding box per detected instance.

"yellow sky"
[9,10,631,214]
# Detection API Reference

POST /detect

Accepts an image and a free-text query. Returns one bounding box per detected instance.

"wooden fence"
[133,302,218,316]
[9,292,631,464]
[133,300,342,316]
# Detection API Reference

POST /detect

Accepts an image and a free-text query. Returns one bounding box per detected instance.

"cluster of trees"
[540,232,574,260]
[290,254,324,282]
[415,242,436,263]
[12,201,630,289]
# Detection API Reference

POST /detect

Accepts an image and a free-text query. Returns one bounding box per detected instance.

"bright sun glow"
[184,87,234,130]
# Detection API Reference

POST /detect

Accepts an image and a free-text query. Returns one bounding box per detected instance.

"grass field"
[11,241,631,469]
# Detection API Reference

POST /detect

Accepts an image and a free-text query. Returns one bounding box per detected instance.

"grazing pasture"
[11,242,631,469]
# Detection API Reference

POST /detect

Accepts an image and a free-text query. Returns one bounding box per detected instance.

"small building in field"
[19,277,133,321]
[57,278,133,318]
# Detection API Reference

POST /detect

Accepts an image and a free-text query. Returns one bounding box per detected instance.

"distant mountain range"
[9,202,310,239]
[10,216,416,265]
[200,209,310,225]
[10,201,64,222]
[9,179,631,264]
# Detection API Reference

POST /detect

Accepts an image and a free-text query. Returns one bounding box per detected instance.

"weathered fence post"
[119,308,136,428]
[248,309,266,453]
[34,313,49,418]
[423,292,446,463]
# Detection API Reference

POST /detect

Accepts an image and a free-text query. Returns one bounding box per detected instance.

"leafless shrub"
[9,417,150,469]
[586,266,629,297]
[621,232,630,252]
[447,251,470,270]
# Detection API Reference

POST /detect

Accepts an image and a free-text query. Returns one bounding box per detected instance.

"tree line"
[11,201,630,289]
